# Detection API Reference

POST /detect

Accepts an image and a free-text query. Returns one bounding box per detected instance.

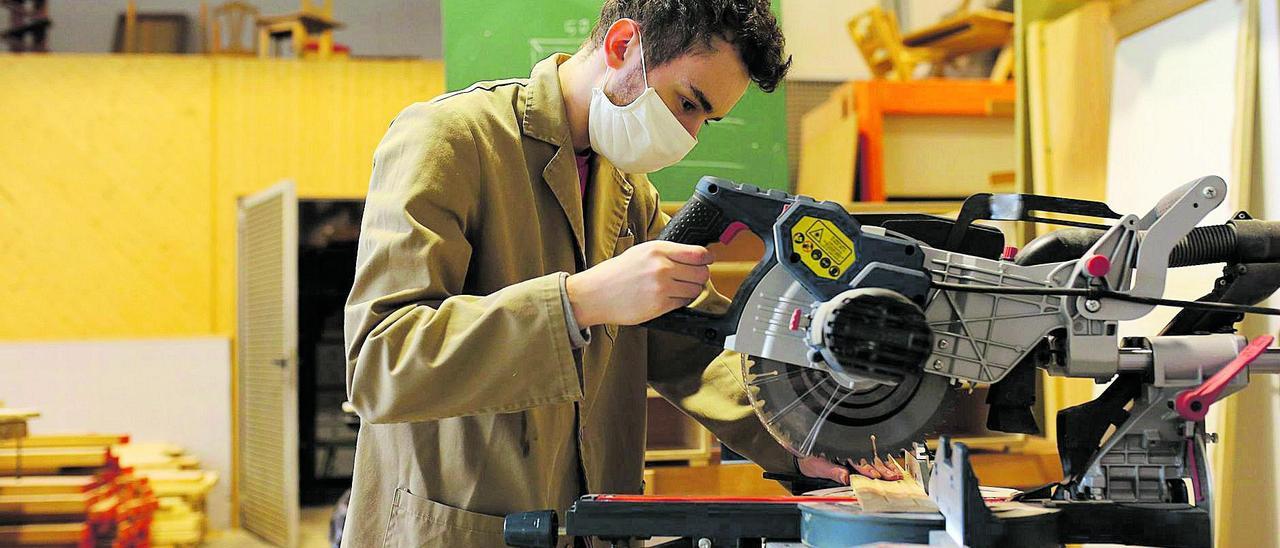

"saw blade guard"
[744,355,954,462]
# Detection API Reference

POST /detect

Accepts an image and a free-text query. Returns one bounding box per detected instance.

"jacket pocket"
[382,488,507,547]
[613,234,635,257]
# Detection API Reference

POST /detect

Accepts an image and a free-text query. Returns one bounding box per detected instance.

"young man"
[343,1,848,545]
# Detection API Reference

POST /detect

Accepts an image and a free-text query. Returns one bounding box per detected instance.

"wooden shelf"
[644,463,788,497]
[644,391,714,467]
[854,79,1017,202]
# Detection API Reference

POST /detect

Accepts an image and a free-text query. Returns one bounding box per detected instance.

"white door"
[237,181,300,547]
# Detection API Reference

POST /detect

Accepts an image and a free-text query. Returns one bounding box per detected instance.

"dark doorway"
[298,200,363,505]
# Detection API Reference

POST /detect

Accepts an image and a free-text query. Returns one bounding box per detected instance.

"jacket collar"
[522,53,574,148]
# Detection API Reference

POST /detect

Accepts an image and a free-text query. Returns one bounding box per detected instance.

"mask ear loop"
[636,26,649,89]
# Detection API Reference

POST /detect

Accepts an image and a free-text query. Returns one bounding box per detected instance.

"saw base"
[513,496,1208,547]
[504,438,1211,547]
[800,500,1209,548]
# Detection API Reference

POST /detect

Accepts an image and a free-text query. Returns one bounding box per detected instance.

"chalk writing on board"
[527,18,593,68]
[563,18,591,36]
[529,37,583,67]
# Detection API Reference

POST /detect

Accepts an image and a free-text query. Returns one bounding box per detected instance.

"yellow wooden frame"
[1110,0,1209,38]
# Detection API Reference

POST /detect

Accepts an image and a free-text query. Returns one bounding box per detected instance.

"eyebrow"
[689,85,717,118]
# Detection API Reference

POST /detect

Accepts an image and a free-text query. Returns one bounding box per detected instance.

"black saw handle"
[657,192,735,248]
[642,177,793,344]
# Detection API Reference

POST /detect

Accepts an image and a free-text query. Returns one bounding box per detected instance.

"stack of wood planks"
[139,469,218,547]
[0,438,157,547]
[0,428,217,547]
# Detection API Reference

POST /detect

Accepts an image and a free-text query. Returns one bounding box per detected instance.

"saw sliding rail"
[1118,346,1280,373]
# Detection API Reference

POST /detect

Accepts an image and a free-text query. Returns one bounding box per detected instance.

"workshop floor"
[205,506,333,548]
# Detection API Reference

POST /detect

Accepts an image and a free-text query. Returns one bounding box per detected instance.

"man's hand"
[566,241,713,327]
[799,455,850,485]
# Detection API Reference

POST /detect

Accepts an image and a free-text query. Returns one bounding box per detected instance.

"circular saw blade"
[744,355,953,464]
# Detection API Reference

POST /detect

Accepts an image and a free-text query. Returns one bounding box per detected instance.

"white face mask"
[588,30,697,174]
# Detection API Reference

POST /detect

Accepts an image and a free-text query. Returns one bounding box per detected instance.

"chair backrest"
[848,8,911,80]
[847,7,949,81]
[210,0,258,54]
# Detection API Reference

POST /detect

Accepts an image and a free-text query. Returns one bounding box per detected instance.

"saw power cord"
[929,280,1280,317]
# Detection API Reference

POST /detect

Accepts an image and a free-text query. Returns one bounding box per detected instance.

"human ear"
[602,18,640,71]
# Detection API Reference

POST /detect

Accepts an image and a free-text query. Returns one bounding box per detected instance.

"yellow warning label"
[790,216,856,279]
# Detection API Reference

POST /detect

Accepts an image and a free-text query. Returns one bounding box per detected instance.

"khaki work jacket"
[342,54,797,548]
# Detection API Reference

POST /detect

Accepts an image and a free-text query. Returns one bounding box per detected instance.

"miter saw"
[505,175,1280,547]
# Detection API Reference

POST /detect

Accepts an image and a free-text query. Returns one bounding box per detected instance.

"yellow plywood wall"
[211,58,445,334]
[0,55,445,341]
[0,56,215,339]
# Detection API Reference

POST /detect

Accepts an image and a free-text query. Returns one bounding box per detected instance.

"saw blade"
[744,355,953,463]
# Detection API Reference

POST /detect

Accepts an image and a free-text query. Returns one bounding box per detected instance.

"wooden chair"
[116,1,189,54]
[256,0,344,59]
[901,3,1015,81]
[206,0,258,55]
[847,8,942,81]
[2,0,50,53]
[849,2,1015,81]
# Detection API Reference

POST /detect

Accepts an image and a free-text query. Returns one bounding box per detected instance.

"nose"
[680,116,702,139]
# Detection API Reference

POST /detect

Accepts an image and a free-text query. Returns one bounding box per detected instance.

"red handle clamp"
[1174,334,1275,421]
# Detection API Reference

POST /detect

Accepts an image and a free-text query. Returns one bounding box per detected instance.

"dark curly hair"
[587,0,791,93]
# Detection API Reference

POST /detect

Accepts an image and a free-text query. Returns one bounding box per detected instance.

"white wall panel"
[783,0,878,81]
[1106,0,1243,338]
[0,337,233,529]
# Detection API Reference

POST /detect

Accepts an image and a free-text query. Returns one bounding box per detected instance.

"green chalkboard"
[441,0,788,201]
